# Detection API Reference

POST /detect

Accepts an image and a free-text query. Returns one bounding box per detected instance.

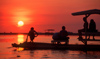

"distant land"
[0,32,100,36]
[0,32,78,35]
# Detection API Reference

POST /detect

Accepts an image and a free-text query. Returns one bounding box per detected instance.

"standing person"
[78,14,90,39]
[28,27,38,42]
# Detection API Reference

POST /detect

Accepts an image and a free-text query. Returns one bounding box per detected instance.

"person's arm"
[85,14,91,18]
[66,31,68,36]
[36,32,38,36]
[25,32,29,42]
[28,31,30,36]
[34,30,38,37]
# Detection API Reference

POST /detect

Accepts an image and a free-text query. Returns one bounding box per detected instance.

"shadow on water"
[0,34,100,59]
[13,47,100,59]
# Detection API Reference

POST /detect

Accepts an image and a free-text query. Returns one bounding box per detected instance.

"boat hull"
[12,42,100,51]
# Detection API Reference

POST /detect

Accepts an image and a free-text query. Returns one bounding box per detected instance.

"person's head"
[62,26,65,30]
[83,17,87,22]
[31,27,34,30]
[90,19,94,22]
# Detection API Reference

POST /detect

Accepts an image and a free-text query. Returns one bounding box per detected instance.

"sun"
[18,21,24,27]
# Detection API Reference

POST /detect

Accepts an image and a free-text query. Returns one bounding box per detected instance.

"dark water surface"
[0,35,100,59]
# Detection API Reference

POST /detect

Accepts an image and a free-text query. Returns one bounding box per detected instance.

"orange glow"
[16,48,24,51]
[11,8,32,26]
[0,0,100,33]
[18,21,24,27]
[18,35,24,44]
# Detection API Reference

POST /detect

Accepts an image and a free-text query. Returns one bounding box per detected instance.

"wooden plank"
[51,40,68,42]
[82,32,100,35]
[12,42,100,51]
[78,39,100,41]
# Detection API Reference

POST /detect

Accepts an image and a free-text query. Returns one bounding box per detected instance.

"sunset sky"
[0,0,100,33]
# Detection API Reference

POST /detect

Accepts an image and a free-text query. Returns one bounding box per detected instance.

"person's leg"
[78,30,82,38]
[30,36,34,42]
[57,42,61,44]
[88,35,90,39]
[31,37,34,42]
[93,35,95,40]
[78,29,84,38]
[66,37,69,39]
[65,37,69,44]
[30,36,32,42]
[30,39,33,42]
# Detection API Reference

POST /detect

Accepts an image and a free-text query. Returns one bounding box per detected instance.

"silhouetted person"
[89,19,97,32]
[59,26,69,44]
[28,27,38,42]
[52,26,69,44]
[78,14,90,39]
[88,19,98,39]
[52,32,60,40]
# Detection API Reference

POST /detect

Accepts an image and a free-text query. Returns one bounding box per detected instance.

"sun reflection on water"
[16,48,24,51]
[18,35,24,44]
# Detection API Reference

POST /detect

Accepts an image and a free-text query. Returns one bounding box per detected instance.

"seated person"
[78,14,90,39]
[59,26,69,40]
[89,19,98,32]
[52,32,60,40]
[88,19,98,39]
[28,27,38,42]
[52,26,69,44]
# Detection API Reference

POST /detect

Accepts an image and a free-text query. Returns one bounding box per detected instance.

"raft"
[12,42,100,51]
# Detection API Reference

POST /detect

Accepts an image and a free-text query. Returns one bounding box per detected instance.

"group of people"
[27,14,97,42]
[27,26,69,43]
[78,14,97,39]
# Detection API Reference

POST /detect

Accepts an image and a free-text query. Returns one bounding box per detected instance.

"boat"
[12,9,100,51]
[12,42,100,51]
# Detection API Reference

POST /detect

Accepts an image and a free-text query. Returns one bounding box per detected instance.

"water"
[0,34,100,59]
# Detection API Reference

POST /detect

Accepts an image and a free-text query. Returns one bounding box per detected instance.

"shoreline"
[0,33,78,35]
[0,33,100,36]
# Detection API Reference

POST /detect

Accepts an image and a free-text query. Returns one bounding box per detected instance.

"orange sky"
[0,0,100,33]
